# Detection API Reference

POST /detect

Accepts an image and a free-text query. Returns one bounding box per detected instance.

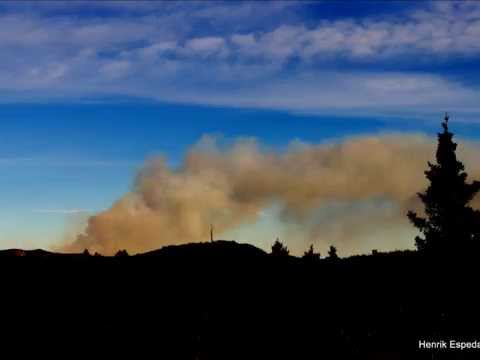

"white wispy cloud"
[0,157,136,167]
[0,1,479,118]
[33,209,93,214]
[158,71,480,119]
[227,2,480,61]
[184,37,227,57]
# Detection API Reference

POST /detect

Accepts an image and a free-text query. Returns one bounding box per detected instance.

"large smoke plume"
[62,134,480,256]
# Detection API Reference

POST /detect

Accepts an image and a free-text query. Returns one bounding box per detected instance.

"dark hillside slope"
[140,240,267,260]
[0,241,478,359]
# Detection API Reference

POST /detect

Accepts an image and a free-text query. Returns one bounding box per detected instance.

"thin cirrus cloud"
[0,157,136,168]
[0,1,479,118]
[33,209,93,214]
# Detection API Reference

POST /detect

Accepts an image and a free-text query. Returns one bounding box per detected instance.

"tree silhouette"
[407,114,480,253]
[302,244,321,262]
[271,238,289,257]
[328,245,338,259]
[115,249,129,257]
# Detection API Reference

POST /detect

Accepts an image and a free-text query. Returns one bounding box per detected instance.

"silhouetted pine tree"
[115,249,129,257]
[302,244,321,262]
[328,245,338,259]
[271,238,289,257]
[407,114,480,253]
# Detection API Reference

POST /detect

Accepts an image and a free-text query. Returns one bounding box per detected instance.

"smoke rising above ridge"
[62,133,480,256]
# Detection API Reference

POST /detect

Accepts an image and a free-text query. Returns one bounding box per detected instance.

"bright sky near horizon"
[1,1,480,253]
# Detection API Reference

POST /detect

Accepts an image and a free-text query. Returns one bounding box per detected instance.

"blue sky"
[0,1,480,252]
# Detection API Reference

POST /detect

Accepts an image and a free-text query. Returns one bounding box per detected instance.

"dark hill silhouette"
[0,242,478,359]
[140,240,267,259]
[0,248,58,257]
[0,240,268,260]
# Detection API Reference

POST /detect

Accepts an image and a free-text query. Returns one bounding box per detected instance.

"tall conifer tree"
[407,114,480,252]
